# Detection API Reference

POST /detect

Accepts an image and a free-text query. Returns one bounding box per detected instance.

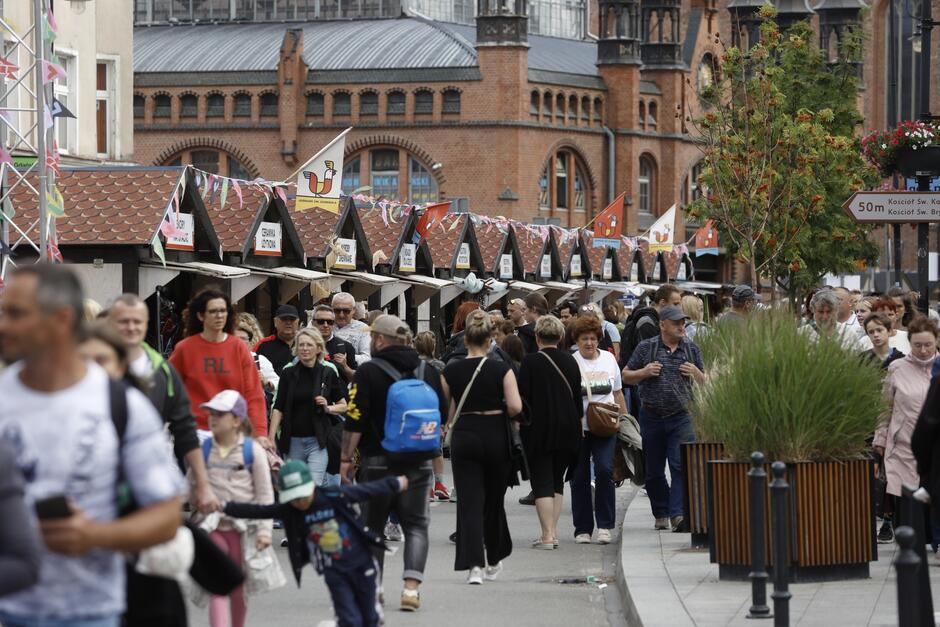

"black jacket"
[325,335,358,384]
[442,331,467,364]
[913,376,940,503]
[345,345,448,457]
[224,477,403,586]
[516,323,538,355]
[273,361,347,455]
[140,343,200,465]
[621,306,660,367]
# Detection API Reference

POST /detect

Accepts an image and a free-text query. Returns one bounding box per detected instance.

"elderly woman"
[569,315,627,545]
[803,289,870,351]
[270,327,348,487]
[517,315,582,549]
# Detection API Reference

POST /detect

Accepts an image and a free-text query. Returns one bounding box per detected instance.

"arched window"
[233,93,251,117]
[333,92,351,116]
[543,91,552,116]
[648,102,658,129]
[691,160,706,202]
[581,96,590,121]
[538,149,592,220]
[206,94,224,117]
[180,94,197,118]
[639,101,646,129]
[133,95,145,119]
[154,94,171,118]
[530,91,540,116]
[360,91,378,116]
[344,148,439,203]
[306,92,324,116]
[568,95,578,121]
[555,94,565,121]
[387,91,405,115]
[260,93,278,117]
[415,90,433,115]
[698,53,717,93]
[442,89,461,114]
[593,98,603,123]
[163,148,252,179]
[638,156,654,215]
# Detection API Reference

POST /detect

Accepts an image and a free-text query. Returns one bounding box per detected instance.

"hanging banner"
[165,213,195,251]
[456,242,471,269]
[649,204,677,253]
[540,253,552,278]
[631,260,639,282]
[653,257,662,281]
[399,243,416,273]
[602,257,613,280]
[593,192,625,248]
[499,253,513,279]
[334,237,357,270]
[570,254,582,278]
[695,219,719,256]
[253,221,282,257]
[295,127,351,214]
[413,202,451,244]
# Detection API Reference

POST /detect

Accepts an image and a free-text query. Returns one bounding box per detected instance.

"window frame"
[360,91,379,116]
[306,92,325,117]
[387,90,406,116]
[638,156,654,215]
[206,93,225,118]
[333,92,351,116]
[179,93,198,118]
[415,90,434,115]
[233,93,252,117]
[259,92,279,117]
[442,89,461,114]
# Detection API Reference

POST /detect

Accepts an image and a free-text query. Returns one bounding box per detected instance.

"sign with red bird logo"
[592,193,625,249]
[694,220,719,256]
[648,205,677,253]
[295,128,351,214]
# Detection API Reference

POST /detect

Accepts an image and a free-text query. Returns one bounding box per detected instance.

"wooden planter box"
[706,458,876,582]
[682,442,725,548]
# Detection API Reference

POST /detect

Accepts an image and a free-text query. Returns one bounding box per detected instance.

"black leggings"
[451,414,513,571]
[528,450,568,499]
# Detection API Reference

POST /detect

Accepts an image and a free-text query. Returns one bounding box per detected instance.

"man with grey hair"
[332,291,371,363]
[833,286,865,338]
[803,289,871,351]
[0,265,183,626]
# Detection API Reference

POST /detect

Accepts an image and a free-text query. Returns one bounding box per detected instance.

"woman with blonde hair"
[235,312,278,393]
[269,327,348,487]
[681,295,707,340]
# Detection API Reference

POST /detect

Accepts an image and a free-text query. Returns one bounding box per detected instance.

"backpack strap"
[203,436,254,469]
[201,437,213,463]
[415,360,426,381]
[370,357,402,382]
[109,378,129,444]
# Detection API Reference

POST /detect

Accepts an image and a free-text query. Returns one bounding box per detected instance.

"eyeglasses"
[315,319,335,326]
[334,308,352,314]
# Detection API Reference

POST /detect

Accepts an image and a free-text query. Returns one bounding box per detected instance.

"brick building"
[131,0,940,288]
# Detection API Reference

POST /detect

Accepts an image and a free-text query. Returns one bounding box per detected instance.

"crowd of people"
[6,262,940,626]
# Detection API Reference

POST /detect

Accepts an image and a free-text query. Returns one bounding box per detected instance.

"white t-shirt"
[572,350,622,431]
[890,331,911,355]
[0,362,184,620]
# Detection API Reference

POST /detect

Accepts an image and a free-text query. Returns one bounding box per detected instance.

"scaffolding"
[0,0,54,280]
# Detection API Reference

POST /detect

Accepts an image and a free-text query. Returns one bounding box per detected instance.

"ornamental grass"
[692,309,885,462]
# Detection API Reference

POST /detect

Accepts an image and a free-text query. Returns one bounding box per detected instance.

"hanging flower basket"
[862,120,940,178]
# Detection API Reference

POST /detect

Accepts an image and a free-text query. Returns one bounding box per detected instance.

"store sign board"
[334,237,357,270]
[165,213,194,251]
[253,221,282,256]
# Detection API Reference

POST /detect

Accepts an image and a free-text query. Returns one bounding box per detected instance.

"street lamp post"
[918,0,938,313]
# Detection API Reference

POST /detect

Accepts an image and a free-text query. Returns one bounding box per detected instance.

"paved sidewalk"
[619,488,940,627]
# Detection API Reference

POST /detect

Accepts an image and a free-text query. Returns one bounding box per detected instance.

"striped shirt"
[626,336,703,417]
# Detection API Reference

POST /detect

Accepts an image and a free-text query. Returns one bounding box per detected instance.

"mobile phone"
[34,495,72,520]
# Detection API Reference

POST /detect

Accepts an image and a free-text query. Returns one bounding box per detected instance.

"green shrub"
[692,309,885,461]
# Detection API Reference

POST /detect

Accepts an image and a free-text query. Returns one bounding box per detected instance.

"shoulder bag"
[577,358,621,438]
[443,357,487,448]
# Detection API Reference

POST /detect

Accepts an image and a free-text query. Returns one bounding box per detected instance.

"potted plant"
[694,310,885,581]
[862,120,940,177]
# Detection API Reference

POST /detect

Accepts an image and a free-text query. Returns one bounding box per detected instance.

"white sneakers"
[484,561,503,581]
[596,529,612,544]
[468,566,484,585]
[467,562,503,584]
[575,533,592,544]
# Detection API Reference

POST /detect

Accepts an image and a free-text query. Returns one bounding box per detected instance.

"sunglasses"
[315,319,335,325]
[334,308,352,314]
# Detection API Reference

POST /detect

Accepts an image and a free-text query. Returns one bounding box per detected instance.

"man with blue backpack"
[340,314,447,613]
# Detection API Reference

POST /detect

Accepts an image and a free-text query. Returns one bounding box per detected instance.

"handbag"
[577,361,621,438]
[506,417,530,486]
[243,542,287,596]
[443,357,487,448]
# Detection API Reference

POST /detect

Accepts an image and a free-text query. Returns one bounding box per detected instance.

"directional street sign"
[843,191,940,223]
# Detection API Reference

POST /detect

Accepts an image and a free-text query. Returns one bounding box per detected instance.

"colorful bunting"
[46,186,64,217]
[0,148,12,167]
[50,98,75,119]
[47,9,58,36]
[219,179,229,211]
[151,233,166,267]
[41,60,67,85]
[274,186,287,206]
[0,57,17,81]
[43,104,53,130]
[233,180,243,208]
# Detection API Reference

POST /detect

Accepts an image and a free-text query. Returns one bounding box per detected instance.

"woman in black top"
[517,315,583,549]
[271,328,348,487]
[442,310,523,585]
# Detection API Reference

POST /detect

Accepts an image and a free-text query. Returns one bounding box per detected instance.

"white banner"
[570,254,582,278]
[399,243,416,273]
[295,128,351,214]
[499,254,513,279]
[649,205,676,253]
[602,257,613,280]
[334,237,357,270]
[166,213,194,251]
[254,221,282,257]
[540,254,551,278]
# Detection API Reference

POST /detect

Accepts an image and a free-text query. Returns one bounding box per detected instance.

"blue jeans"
[323,560,382,627]
[570,432,617,536]
[289,436,330,487]
[0,613,119,627]
[638,410,695,519]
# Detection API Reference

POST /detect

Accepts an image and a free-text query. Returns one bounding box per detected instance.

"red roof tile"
[474,221,507,273]
[426,214,466,269]
[289,198,342,258]
[638,239,656,278]
[579,230,608,276]
[359,206,407,264]
[553,227,579,267]
[9,168,184,246]
[615,239,636,276]
[511,223,546,275]
[203,182,269,253]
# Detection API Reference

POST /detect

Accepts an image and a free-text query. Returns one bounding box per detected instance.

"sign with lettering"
[631,261,639,282]
[570,254,582,278]
[399,243,416,273]
[540,253,551,278]
[843,191,940,223]
[253,221,282,256]
[677,259,687,281]
[334,237,357,270]
[653,258,662,281]
[499,253,513,279]
[602,257,613,280]
[165,213,194,251]
[456,242,471,269]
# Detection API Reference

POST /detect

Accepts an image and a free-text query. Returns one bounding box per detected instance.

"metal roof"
[135,16,601,76]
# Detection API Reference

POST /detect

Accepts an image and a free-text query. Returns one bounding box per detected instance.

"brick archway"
[345,134,446,187]
[153,137,261,179]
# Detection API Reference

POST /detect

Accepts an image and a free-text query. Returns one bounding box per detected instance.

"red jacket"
[169,334,267,436]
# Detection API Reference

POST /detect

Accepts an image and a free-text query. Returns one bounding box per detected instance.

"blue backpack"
[202,437,254,469]
[370,359,442,461]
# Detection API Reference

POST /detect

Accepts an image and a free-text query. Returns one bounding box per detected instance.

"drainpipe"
[603,125,615,204]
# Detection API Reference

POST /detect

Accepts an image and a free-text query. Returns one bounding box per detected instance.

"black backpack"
[620,307,659,369]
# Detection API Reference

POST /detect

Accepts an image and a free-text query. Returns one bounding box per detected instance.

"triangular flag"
[412,202,451,244]
[2,195,14,220]
[294,127,351,214]
[48,234,63,262]
[593,193,625,249]
[43,104,53,130]
[0,57,17,80]
[648,205,677,253]
[694,219,719,257]
[43,16,56,43]
[49,98,75,119]
[233,180,243,207]
[46,186,64,217]
[0,147,12,166]
[219,179,229,211]
[151,233,166,267]
[41,60,67,85]
[47,9,58,35]
[274,186,287,205]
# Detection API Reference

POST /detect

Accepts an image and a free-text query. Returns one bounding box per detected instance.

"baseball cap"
[731,285,758,303]
[200,389,248,419]
[660,305,690,322]
[278,460,315,503]
[370,314,411,341]
[275,304,300,320]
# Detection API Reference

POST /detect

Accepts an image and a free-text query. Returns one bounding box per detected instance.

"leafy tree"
[687,9,880,301]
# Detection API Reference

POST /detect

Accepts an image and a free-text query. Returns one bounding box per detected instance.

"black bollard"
[747,452,771,619]
[894,526,921,627]
[770,462,791,627]
[899,485,934,627]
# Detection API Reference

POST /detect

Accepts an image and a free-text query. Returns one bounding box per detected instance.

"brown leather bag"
[579,362,621,438]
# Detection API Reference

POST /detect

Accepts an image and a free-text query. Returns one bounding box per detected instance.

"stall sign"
[399,243,416,273]
[254,222,282,256]
[456,243,471,269]
[334,238,357,270]
[165,213,194,251]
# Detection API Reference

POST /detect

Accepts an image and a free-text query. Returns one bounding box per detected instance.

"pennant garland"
[219,179,229,211]
[41,60,67,85]
[43,104,53,131]
[151,232,166,267]
[50,98,76,119]
[233,180,243,208]
[0,57,17,81]
[47,234,63,262]
[0,147,12,166]
[46,186,64,217]
[45,9,58,41]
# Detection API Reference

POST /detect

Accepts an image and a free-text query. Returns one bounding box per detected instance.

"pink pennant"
[381,206,389,227]
[0,57,17,80]
[47,9,58,33]
[274,186,287,205]
[172,187,180,218]
[160,214,183,238]
[0,147,12,166]
[233,180,243,207]
[0,109,11,124]
[41,60,67,85]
